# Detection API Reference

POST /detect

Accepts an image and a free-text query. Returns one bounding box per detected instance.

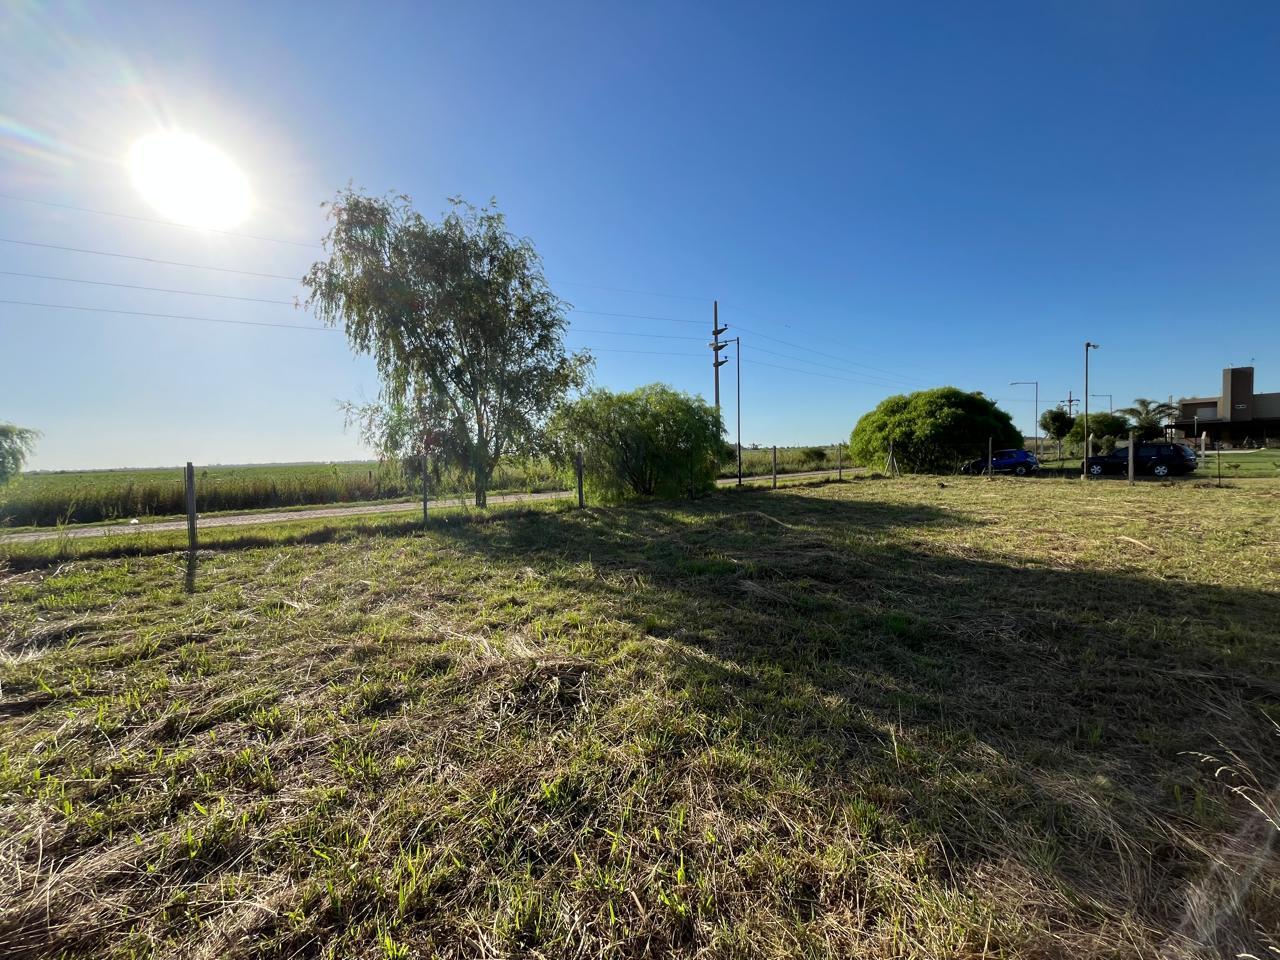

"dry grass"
[0,476,1277,958]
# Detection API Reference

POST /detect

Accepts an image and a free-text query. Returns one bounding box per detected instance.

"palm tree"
[1117,398,1177,441]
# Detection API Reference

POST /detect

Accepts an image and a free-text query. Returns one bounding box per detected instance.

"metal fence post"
[1128,430,1136,485]
[421,453,429,527]
[837,443,843,480]
[987,437,993,478]
[575,449,585,508]
[772,445,777,489]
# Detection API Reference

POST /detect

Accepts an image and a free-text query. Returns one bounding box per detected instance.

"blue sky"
[3,1,1278,469]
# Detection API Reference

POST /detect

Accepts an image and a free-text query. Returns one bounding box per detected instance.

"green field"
[720,444,846,478]
[2,476,1277,957]
[2,448,846,529]
[0,460,563,528]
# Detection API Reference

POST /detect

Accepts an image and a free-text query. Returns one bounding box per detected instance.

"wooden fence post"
[421,453,428,527]
[1128,430,1136,485]
[837,443,843,480]
[987,437,993,479]
[184,462,198,553]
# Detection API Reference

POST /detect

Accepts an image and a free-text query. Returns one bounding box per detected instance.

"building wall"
[1221,367,1255,421]
[1180,399,1220,422]
[1255,392,1280,419]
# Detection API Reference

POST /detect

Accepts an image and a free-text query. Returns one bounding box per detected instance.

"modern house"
[1172,366,1280,445]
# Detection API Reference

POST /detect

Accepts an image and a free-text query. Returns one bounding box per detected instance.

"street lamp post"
[1010,380,1039,457]
[1091,393,1113,414]
[1082,342,1099,477]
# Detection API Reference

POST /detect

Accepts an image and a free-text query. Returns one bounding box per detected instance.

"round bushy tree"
[1066,412,1132,444]
[551,384,726,502]
[1039,408,1075,444]
[848,388,1021,474]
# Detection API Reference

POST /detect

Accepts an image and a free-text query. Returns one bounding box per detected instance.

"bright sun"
[128,131,251,230]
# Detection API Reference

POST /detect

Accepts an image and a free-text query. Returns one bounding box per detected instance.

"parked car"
[961,449,1040,476]
[1085,442,1198,477]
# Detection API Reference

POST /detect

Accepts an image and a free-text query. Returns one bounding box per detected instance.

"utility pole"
[724,336,742,485]
[1011,380,1039,456]
[1082,342,1099,478]
[710,300,728,409]
[1061,391,1079,417]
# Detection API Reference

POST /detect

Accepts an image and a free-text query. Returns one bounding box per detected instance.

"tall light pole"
[1090,393,1113,414]
[1082,342,1099,477]
[1010,380,1039,456]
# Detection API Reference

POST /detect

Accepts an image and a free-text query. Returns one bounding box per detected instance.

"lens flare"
[128,131,250,229]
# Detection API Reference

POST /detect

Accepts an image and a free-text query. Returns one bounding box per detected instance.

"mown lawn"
[1,477,1277,958]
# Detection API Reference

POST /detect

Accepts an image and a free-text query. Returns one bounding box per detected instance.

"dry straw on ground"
[1,476,1277,958]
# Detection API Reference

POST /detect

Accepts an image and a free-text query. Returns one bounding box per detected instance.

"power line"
[731,321,931,385]
[0,301,709,354]
[568,309,702,325]
[746,343,925,388]
[550,279,708,302]
[582,346,703,357]
[741,356,876,386]
[0,238,301,281]
[2,192,713,302]
[0,299,332,332]
[567,327,704,341]
[0,192,322,249]
[0,273,704,328]
[0,270,297,305]
[3,193,934,382]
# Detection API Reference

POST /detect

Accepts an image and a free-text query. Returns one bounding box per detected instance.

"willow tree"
[0,423,39,485]
[304,193,591,505]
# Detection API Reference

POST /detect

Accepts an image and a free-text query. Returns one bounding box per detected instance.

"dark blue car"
[961,449,1040,476]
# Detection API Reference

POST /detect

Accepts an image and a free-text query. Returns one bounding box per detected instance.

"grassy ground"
[1,477,1277,958]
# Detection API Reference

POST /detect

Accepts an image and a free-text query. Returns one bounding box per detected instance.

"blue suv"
[961,449,1040,476]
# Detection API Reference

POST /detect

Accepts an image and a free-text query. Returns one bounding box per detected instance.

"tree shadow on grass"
[427,482,1280,957]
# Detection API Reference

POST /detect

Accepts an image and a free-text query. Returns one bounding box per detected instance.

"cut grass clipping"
[1,476,1277,958]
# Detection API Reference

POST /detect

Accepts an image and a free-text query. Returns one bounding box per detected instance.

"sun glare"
[128,131,251,230]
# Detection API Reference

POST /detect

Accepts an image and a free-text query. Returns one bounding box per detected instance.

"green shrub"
[551,384,726,502]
